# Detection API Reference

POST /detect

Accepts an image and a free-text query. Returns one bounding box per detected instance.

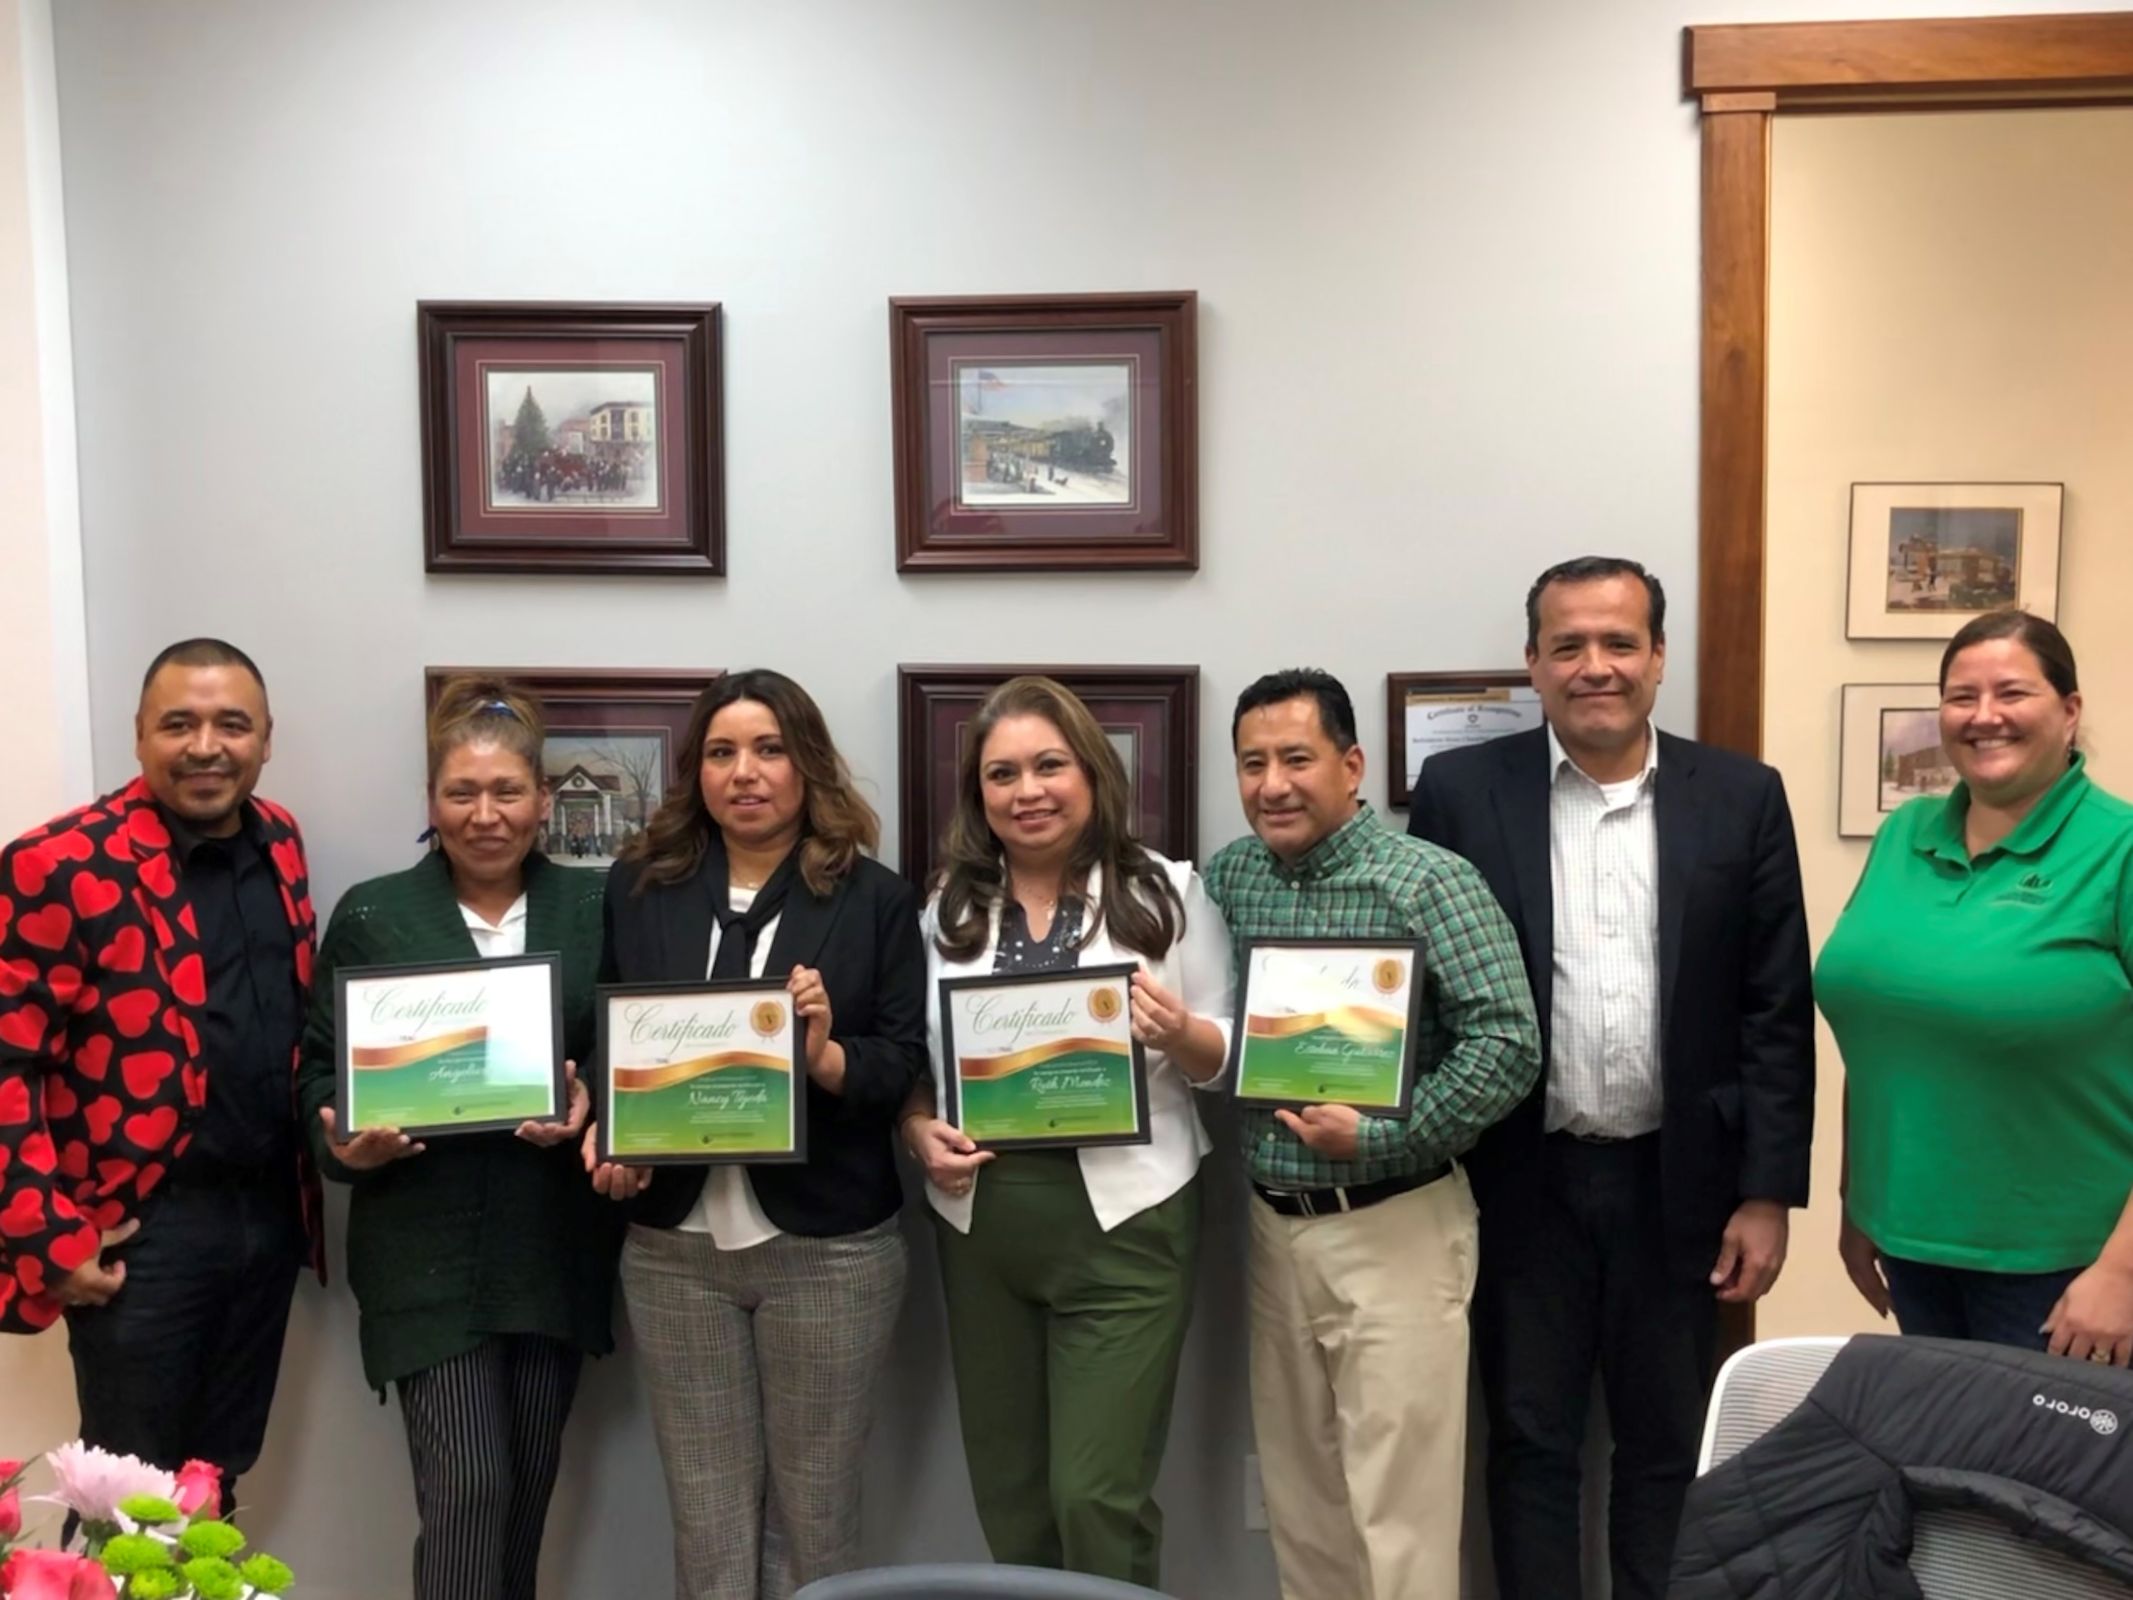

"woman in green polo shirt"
[1818,610,2133,1364]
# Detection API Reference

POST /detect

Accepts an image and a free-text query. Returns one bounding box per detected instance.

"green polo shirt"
[1204,804,1540,1191]
[1816,755,2133,1272]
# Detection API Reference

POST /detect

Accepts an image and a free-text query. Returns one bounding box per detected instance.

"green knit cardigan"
[295,851,625,1390]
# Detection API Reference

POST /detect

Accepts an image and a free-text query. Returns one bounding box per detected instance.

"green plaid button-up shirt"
[1205,803,1541,1191]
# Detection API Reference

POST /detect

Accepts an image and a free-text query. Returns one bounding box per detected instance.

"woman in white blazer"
[900,675,1233,1590]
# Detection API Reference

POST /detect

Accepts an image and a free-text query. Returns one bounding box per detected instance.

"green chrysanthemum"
[117,1494,184,1526]
[181,1554,245,1600]
[128,1569,183,1600]
[97,1532,175,1575]
[238,1552,297,1593]
[178,1519,248,1561]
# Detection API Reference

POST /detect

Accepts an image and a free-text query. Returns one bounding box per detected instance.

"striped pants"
[621,1219,907,1600]
[397,1333,584,1600]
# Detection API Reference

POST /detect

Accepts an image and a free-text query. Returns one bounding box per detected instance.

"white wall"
[18,1,2131,1596]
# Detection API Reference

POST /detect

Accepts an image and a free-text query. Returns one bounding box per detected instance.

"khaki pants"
[1248,1167,1479,1600]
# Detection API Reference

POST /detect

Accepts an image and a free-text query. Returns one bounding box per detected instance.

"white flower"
[31,1440,179,1530]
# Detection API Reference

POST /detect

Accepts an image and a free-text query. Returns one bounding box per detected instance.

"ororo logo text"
[2033,1393,2120,1435]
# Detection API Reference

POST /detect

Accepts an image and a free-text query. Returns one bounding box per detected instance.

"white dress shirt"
[923,854,1235,1234]
[674,886,787,1250]
[1545,725,1663,1139]
[461,893,529,958]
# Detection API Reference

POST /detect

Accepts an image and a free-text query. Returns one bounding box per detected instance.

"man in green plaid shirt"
[1205,668,1539,1600]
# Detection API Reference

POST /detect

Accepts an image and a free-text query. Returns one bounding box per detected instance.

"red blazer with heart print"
[0,778,324,1334]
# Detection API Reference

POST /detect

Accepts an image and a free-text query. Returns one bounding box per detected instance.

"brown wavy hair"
[622,670,879,898]
[427,674,546,789]
[933,675,1183,962]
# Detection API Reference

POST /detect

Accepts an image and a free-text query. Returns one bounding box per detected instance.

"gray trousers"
[621,1217,907,1600]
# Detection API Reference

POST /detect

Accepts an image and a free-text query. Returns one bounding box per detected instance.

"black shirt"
[991,896,1086,977]
[165,807,302,1171]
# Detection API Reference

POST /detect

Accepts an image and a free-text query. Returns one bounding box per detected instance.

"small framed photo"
[417,301,724,575]
[595,980,805,1164]
[1839,684,1955,838]
[424,669,720,869]
[1846,482,2063,640]
[897,665,1197,886]
[889,293,1197,571]
[937,963,1151,1150]
[337,954,565,1137]
[1385,671,1543,808]
[1231,939,1425,1118]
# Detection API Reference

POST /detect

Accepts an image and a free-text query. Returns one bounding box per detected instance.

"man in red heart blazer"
[0,639,320,1490]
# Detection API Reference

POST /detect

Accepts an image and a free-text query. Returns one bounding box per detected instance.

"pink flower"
[30,1443,175,1531]
[171,1459,221,1520]
[0,1460,22,1483]
[0,1549,118,1600]
[0,1484,20,1539]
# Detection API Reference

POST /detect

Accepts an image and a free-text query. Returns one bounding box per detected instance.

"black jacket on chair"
[600,850,928,1236]
[1672,1335,2133,1596]
[1408,725,1816,1282]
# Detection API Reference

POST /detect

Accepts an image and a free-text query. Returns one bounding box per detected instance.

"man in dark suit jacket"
[1408,556,1814,1600]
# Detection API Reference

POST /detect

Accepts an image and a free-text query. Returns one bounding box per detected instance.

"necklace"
[1007,868,1063,912]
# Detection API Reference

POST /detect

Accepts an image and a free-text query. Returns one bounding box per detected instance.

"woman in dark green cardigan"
[294,676,624,1600]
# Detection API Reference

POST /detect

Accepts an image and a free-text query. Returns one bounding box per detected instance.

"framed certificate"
[1385,671,1543,807]
[595,980,805,1164]
[336,954,565,1137]
[937,962,1151,1151]
[1230,939,1425,1117]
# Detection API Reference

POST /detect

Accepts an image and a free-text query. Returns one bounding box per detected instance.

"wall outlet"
[1243,1452,1269,1530]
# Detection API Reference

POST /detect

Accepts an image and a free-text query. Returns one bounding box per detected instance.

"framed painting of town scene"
[418,302,724,575]
[889,293,1197,572]
[422,669,720,867]
[1838,683,1955,838]
[897,666,1198,885]
[1845,482,2062,640]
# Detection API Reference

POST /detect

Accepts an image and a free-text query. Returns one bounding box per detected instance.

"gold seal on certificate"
[938,962,1151,1151]
[595,979,805,1165]
[1230,939,1425,1117]
[336,954,566,1138]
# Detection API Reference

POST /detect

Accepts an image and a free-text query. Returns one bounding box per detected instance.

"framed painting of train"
[896,665,1199,886]
[418,302,725,575]
[889,293,1198,572]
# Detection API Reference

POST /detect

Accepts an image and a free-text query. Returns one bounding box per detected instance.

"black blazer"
[1409,726,1814,1279]
[599,850,927,1236]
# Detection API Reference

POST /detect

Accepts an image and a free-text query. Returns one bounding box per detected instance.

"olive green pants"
[934,1151,1201,1589]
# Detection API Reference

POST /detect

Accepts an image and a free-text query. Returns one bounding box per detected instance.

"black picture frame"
[936,962,1152,1152]
[1228,938,1427,1120]
[593,978,807,1166]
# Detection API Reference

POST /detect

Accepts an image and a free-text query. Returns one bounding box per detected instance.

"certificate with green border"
[595,980,805,1165]
[336,954,565,1137]
[1230,939,1424,1117]
[938,962,1151,1151]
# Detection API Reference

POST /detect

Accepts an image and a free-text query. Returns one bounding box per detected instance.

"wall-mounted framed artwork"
[1384,671,1542,808]
[888,293,1198,572]
[423,668,720,867]
[896,665,1199,884]
[1838,682,1954,838]
[1845,481,2062,640]
[417,302,724,575]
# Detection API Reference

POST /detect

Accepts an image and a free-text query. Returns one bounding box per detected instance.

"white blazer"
[923,853,1235,1234]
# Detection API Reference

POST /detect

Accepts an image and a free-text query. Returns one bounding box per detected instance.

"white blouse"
[460,893,529,958]
[674,887,787,1251]
[923,853,1235,1234]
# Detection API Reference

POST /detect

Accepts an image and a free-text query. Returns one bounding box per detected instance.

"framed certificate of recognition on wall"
[336,954,566,1137]
[1230,939,1425,1118]
[595,980,805,1164]
[937,963,1151,1151]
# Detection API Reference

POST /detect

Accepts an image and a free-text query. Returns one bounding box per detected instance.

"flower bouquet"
[0,1445,296,1599]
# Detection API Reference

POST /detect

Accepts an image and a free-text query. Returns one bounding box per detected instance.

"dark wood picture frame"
[423,668,720,868]
[897,665,1199,884]
[418,301,725,575]
[1683,9,2133,1356]
[1384,670,1537,808]
[889,292,1198,572]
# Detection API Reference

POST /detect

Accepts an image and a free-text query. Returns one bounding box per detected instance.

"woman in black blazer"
[585,670,926,1600]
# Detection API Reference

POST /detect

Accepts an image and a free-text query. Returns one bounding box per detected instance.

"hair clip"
[481,700,520,720]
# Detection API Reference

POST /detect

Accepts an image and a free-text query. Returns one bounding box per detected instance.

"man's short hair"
[139,638,268,701]
[1524,557,1667,651]
[1230,668,1358,752]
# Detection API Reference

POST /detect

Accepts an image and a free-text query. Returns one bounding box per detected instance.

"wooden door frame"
[1687,11,2133,756]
